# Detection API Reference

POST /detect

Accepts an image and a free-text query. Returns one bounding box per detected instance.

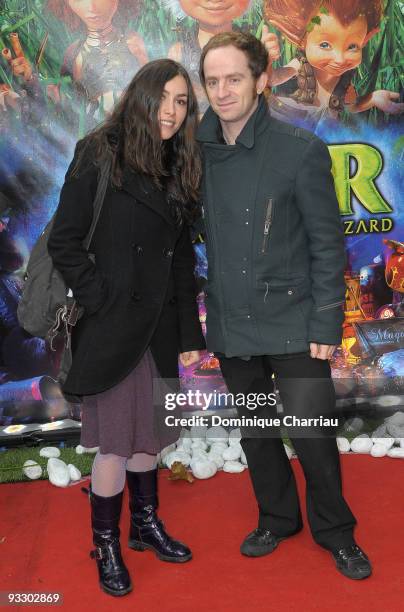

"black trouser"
[217,352,356,551]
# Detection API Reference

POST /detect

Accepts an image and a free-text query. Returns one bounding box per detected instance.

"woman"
[48,59,205,597]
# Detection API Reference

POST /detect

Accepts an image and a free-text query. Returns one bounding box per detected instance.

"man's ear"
[362,27,380,46]
[257,71,268,94]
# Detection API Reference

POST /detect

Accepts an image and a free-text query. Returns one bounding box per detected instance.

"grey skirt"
[80,348,181,458]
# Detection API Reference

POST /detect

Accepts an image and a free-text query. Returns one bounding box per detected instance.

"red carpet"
[1,455,403,612]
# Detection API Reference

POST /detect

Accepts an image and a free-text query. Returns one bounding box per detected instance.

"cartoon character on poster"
[0,31,46,131]
[263,0,404,129]
[163,0,280,111]
[45,0,148,127]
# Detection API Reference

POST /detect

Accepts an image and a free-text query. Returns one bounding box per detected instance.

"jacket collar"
[121,168,176,227]
[197,94,269,149]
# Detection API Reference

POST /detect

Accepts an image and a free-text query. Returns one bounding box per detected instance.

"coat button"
[288,290,293,295]
[131,291,141,301]
[132,244,143,255]
[168,296,177,305]
[163,247,173,258]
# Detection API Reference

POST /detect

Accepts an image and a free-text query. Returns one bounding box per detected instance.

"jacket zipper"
[261,198,274,254]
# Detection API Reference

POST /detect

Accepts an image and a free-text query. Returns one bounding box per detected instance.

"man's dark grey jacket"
[197,94,346,357]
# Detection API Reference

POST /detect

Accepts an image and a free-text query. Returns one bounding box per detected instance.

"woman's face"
[67,0,119,30]
[179,0,250,27]
[158,75,189,140]
[305,12,367,77]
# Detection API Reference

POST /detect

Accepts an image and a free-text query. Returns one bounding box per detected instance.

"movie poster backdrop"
[0,0,402,434]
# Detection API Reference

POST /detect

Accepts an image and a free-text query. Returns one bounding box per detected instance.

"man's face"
[305,12,368,77]
[203,45,265,128]
[180,0,250,27]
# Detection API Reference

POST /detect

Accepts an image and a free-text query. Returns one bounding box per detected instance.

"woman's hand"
[179,351,200,367]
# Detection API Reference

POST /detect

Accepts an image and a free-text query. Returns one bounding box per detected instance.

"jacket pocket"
[261,198,274,255]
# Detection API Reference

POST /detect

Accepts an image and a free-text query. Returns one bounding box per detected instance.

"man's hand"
[309,343,336,360]
[179,351,200,367]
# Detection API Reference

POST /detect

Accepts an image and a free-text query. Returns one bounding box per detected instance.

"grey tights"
[91,451,158,497]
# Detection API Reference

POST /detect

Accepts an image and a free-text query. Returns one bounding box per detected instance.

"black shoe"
[126,469,192,563]
[90,490,132,597]
[240,528,286,557]
[331,544,372,580]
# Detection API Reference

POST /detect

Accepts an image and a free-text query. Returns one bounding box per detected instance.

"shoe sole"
[99,582,133,597]
[128,539,192,563]
[335,564,372,580]
[240,536,286,558]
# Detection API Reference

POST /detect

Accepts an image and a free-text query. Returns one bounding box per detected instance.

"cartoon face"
[158,75,189,140]
[67,0,119,30]
[305,12,368,76]
[179,0,250,27]
[203,45,266,127]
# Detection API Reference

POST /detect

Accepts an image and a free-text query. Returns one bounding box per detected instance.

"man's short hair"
[199,31,269,87]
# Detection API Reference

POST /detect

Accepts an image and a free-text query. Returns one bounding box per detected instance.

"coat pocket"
[255,277,313,340]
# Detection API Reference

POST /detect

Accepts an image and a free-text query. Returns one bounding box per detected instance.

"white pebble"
[371,437,394,449]
[176,438,192,451]
[67,464,81,481]
[208,452,225,469]
[191,440,208,451]
[191,448,209,461]
[387,447,404,459]
[190,424,208,441]
[190,459,217,479]
[210,442,228,454]
[75,445,84,455]
[23,460,42,480]
[39,447,61,459]
[223,444,242,461]
[164,451,191,469]
[371,424,388,438]
[344,417,364,433]
[47,458,70,487]
[336,437,350,453]
[370,444,388,458]
[229,428,242,445]
[160,444,176,461]
[350,435,372,454]
[206,425,228,444]
[386,411,404,425]
[223,461,245,473]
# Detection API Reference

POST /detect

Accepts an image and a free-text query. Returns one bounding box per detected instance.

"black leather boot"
[126,469,192,563]
[90,490,132,597]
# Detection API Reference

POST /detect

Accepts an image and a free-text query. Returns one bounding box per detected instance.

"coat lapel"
[121,168,175,227]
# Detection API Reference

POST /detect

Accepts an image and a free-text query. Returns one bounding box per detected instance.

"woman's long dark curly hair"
[74,59,202,223]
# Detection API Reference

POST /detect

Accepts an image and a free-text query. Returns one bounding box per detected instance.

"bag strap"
[82,155,112,251]
[63,156,112,330]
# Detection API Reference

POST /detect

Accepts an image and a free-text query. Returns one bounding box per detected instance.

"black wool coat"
[48,144,205,396]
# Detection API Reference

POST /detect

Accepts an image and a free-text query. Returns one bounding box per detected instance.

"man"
[197,31,371,580]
